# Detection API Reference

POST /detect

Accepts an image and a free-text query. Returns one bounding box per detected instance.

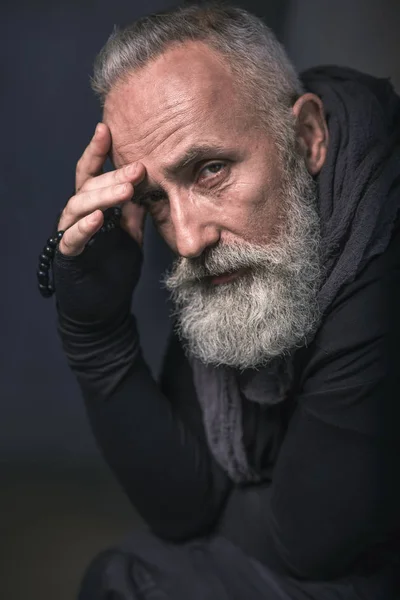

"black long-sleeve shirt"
[57,222,400,581]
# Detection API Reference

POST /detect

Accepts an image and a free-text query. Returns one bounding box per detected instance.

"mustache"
[164,239,289,290]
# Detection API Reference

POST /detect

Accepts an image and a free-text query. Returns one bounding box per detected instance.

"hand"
[58,122,146,256]
[53,123,146,324]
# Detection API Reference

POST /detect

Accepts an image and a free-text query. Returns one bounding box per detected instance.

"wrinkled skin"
[104,41,328,261]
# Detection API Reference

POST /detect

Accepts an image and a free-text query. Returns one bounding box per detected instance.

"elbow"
[147,493,226,543]
[144,478,231,544]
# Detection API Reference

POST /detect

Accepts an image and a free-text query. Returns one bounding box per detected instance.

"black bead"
[37,270,49,283]
[39,253,51,265]
[43,245,55,257]
[47,237,58,248]
[38,227,60,299]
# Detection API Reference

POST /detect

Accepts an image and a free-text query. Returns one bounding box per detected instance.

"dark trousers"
[78,528,398,600]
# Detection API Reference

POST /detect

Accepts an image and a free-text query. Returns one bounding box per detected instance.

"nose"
[169,193,221,258]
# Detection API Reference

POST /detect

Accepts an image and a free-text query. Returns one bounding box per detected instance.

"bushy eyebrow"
[133,143,236,204]
[162,143,230,178]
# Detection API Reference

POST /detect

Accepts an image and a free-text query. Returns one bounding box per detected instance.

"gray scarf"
[191,66,400,483]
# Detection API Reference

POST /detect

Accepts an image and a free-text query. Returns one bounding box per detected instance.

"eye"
[136,190,167,206]
[148,190,167,203]
[197,161,227,183]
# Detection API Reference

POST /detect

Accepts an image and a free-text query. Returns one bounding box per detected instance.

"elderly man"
[42,3,400,599]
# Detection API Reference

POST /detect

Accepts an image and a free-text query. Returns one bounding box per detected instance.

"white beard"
[164,151,322,369]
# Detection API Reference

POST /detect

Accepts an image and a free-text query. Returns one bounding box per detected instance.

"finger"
[59,165,146,231]
[58,210,104,257]
[80,161,146,193]
[75,123,111,192]
[59,182,135,231]
[120,200,147,247]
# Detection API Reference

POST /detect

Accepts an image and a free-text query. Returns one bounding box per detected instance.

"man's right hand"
[58,122,146,256]
[53,123,147,324]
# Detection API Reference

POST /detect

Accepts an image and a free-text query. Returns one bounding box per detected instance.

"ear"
[292,93,329,175]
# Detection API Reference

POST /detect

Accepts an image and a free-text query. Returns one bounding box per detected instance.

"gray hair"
[91,3,304,149]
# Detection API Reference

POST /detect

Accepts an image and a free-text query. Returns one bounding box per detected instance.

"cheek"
[218,181,277,241]
[148,177,282,248]
[232,159,285,242]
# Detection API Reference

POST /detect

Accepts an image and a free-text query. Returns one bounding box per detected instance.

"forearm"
[219,403,399,581]
[58,310,231,540]
[57,309,139,400]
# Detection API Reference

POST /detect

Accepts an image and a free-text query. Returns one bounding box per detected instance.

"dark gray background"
[1,1,399,598]
[1,0,289,467]
[2,0,399,467]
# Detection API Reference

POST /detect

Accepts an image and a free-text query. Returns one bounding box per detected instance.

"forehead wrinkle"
[130,99,195,147]
[112,115,204,170]
[106,82,216,166]
[108,88,199,142]
[106,65,244,172]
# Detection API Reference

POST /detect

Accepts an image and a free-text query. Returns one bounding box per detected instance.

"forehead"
[103,42,253,167]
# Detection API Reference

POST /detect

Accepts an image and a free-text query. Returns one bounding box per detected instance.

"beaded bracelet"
[37,207,122,298]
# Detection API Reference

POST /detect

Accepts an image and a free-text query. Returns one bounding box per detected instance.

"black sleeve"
[59,311,231,541]
[219,230,400,580]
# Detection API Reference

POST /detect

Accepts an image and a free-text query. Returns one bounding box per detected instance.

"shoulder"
[292,221,400,437]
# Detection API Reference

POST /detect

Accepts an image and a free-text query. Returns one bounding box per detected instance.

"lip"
[211,268,245,285]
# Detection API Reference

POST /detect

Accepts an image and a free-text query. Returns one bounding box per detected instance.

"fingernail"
[94,123,101,137]
[125,163,137,175]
